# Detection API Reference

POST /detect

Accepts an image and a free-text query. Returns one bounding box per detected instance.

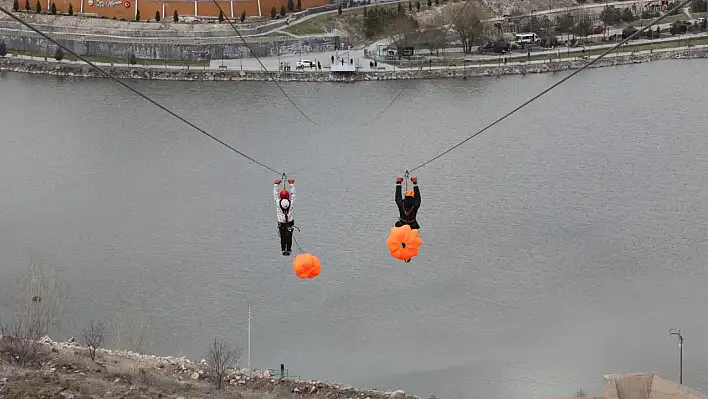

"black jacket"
[396,184,421,228]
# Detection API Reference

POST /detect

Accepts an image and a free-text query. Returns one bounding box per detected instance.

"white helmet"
[280,199,290,208]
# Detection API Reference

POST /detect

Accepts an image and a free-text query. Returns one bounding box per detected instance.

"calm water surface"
[1,60,708,399]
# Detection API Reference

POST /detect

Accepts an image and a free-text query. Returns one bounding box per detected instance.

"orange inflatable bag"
[293,253,321,278]
[386,225,423,262]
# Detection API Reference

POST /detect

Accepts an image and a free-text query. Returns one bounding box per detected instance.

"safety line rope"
[210,0,321,126]
[408,0,693,172]
[363,0,475,125]
[0,5,284,175]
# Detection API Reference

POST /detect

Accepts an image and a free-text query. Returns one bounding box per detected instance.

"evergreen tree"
[280,4,285,16]
[54,46,64,61]
[287,0,294,12]
[0,41,7,58]
[271,5,276,18]
[426,0,431,8]
[50,1,56,14]
[25,0,30,11]
[296,0,301,10]
[219,9,224,22]
[337,4,342,14]
[35,0,41,13]
[409,1,412,10]
[155,10,160,22]
[415,0,420,10]
[135,8,140,21]
[12,0,19,12]
[240,10,246,22]
[68,3,73,15]
[173,9,178,22]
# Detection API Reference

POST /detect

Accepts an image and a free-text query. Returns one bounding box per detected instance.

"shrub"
[337,4,342,14]
[81,318,105,361]
[205,337,241,389]
[129,53,137,65]
[0,41,6,57]
[54,46,63,61]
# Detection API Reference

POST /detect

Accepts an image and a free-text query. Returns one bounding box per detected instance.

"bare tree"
[111,298,154,354]
[446,3,486,53]
[81,318,105,361]
[419,13,448,55]
[205,337,241,389]
[0,257,68,365]
[386,15,420,59]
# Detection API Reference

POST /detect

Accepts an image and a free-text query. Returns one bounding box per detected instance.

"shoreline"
[1,48,707,82]
[0,335,422,399]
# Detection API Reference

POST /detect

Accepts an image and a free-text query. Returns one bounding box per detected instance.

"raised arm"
[289,182,295,210]
[273,181,280,204]
[413,185,421,208]
[395,182,402,204]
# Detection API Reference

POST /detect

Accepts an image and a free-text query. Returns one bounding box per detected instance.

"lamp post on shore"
[669,328,683,385]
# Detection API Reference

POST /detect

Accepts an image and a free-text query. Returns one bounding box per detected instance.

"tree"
[338,4,342,15]
[446,3,484,53]
[296,0,301,10]
[135,9,140,21]
[692,0,707,12]
[205,337,241,389]
[68,3,73,15]
[111,297,154,353]
[240,10,246,22]
[287,0,294,12]
[35,0,41,13]
[572,21,589,37]
[363,6,367,16]
[271,6,276,18]
[54,46,63,61]
[0,258,68,366]
[426,0,431,8]
[385,15,419,58]
[600,5,620,27]
[434,0,439,5]
[24,0,30,11]
[81,318,105,361]
[0,41,6,57]
[280,4,286,16]
[218,9,224,22]
[419,14,447,55]
[12,0,18,12]
[155,10,160,22]
[555,13,573,34]
[415,1,420,11]
[173,9,178,22]
[408,1,412,10]
[397,2,402,15]
[50,1,56,14]
[620,7,634,22]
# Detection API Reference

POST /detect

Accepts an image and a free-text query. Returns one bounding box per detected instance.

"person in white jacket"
[274,178,295,256]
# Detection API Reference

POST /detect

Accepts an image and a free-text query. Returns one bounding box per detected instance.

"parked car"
[590,25,604,34]
[296,60,315,68]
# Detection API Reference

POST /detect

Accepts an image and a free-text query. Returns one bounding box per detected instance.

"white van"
[515,33,540,44]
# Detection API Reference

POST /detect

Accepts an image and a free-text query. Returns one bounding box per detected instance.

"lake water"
[2,60,708,399]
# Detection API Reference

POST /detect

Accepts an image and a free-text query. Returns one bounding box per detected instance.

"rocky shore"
[1,48,707,82]
[0,336,420,399]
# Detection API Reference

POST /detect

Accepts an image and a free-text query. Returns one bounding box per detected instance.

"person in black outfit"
[394,176,420,230]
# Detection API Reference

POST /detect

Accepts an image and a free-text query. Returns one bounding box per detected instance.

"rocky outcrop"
[1,48,707,82]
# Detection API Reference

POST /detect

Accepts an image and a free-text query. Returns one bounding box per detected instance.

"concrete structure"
[31,0,330,21]
[604,373,708,399]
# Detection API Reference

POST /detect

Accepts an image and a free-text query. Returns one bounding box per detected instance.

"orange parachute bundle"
[386,225,423,262]
[293,253,321,279]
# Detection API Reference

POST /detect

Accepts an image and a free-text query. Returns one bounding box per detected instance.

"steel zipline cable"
[209,0,321,126]
[407,0,694,173]
[0,5,285,175]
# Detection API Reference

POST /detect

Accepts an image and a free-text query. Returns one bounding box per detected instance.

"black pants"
[395,220,420,230]
[278,221,294,252]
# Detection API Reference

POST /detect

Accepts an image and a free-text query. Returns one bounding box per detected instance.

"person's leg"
[284,227,293,253]
[395,220,404,227]
[279,227,287,252]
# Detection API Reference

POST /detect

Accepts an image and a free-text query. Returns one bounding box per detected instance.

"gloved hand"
[411,177,417,184]
[396,177,403,184]
[288,179,295,184]
[275,180,281,185]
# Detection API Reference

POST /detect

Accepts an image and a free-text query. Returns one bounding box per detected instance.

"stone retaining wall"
[0,30,345,59]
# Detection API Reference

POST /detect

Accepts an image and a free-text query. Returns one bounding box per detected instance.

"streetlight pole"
[669,328,683,385]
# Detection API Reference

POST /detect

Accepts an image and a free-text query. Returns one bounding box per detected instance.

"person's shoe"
[282,251,288,256]
[404,259,411,263]
[285,250,292,256]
